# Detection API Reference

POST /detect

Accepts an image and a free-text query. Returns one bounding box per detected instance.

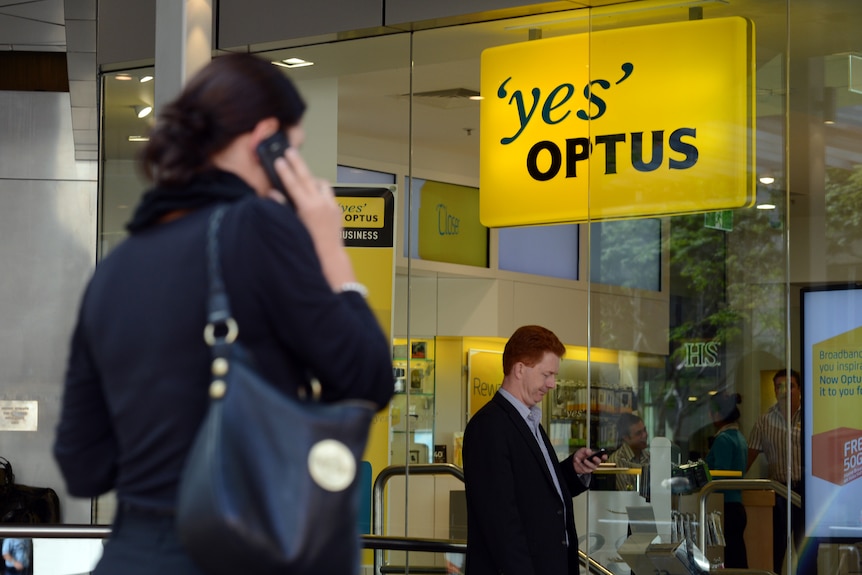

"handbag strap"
[203,203,316,399]
[203,205,237,362]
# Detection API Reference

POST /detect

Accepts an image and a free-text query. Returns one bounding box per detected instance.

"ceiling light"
[115,74,133,81]
[756,203,776,210]
[823,86,837,125]
[128,135,149,142]
[759,176,775,185]
[272,57,314,69]
[134,105,153,119]
[687,396,698,402]
[140,75,153,83]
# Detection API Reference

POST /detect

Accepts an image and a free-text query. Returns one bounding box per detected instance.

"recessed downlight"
[272,57,314,69]
[134,105,153,119]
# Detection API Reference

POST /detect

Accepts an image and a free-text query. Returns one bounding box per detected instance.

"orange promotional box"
[811,427,862,486]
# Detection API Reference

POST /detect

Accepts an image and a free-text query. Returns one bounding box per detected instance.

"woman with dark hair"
[706,392,748,569]
[53,53,393,575]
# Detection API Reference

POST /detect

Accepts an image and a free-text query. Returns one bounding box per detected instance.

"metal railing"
[0,526,467,552]
[372,464,465,534]
[0,526,613,575]
[371,463,466,575]
[0,525,110,538]
[370,463,615,575]
[372,464,466,533]
[696,478,801,558]
[0,462,620,575]
[710,570,777,575]
[4,479,797,575]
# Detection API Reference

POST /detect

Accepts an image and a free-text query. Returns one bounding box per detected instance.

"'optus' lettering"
[526,128,698,182]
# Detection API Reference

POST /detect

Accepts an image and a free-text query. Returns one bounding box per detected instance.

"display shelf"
[390,338,436,464]
[392,356,434,394]
[544,357,632,460]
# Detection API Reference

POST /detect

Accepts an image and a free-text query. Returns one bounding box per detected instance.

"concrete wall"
[0,91,98,524]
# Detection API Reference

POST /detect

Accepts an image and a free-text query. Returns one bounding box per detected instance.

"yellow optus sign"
[334,186,395,540]
[336,187,394,334]
[479,17,755,227]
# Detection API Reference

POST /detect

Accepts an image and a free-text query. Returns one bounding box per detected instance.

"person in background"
[747,368,812,575]
[705,392,748,569]
[463,325,606,575]
[53,53,393,575]
[2,538,31,575]
[608,413,650,491]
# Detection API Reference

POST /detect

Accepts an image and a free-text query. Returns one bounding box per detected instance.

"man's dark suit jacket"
[463,391,588,575]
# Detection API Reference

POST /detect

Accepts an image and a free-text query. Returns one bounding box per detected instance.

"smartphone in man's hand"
[589,448,608,464]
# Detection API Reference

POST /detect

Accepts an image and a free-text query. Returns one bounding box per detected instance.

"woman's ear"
[250,117,281,152]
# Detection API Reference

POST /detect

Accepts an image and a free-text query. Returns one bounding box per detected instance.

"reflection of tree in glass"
[825,166,862,263]
[590,219,661,291]
[656,204,786,441]
[586,204,787,446]
[588,219,664,354]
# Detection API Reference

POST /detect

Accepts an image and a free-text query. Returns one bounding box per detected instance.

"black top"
[54,171,393,510]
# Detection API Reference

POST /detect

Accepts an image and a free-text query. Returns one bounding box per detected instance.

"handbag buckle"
[203,317,239,346]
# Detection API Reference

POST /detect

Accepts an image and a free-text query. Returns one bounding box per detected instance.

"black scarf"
[126,170,255,233]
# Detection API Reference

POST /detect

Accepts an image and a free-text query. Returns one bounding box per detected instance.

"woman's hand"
[271,149,358,291]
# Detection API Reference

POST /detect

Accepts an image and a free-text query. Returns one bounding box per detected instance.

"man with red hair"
[463,325,605,575]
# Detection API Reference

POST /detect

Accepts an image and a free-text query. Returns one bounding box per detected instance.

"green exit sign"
[704,210,733,231]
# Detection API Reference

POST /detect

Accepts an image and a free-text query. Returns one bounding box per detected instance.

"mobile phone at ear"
[590,448,608,464]
[256,130,291,202]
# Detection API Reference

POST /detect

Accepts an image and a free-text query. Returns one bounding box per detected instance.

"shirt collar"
[767,402,802,423]
[715,422,740,435]
[498,388,542,425]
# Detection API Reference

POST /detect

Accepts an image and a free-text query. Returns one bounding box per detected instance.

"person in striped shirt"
[747,368,811,575]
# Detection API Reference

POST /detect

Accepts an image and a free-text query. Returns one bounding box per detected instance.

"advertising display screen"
[801,284,862,540]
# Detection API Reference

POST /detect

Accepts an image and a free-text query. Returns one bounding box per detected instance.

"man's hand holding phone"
[572,446,608,475]
[589,448,608,464]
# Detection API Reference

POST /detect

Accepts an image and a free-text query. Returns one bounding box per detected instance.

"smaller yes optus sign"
[479,17,755,227]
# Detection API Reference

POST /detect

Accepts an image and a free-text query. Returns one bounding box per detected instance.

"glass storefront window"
[590,219,662,291]
[100,66,155,256]
[92,1,862,573]
[499,224,580,279]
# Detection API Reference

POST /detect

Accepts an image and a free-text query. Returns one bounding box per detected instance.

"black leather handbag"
[0,456,61,524]
[176,205,377,575]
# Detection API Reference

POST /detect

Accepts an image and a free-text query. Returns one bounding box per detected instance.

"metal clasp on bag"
[203,315,238,400]
[203,316,239,346]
